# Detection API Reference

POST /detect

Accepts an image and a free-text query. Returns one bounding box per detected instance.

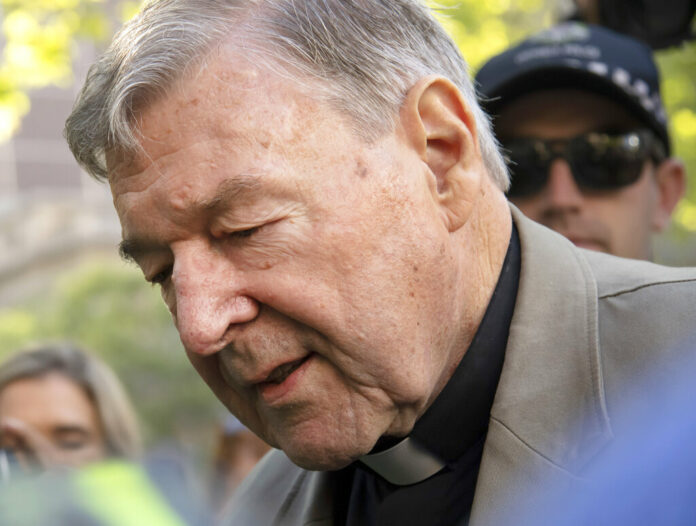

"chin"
[280,435,374,471]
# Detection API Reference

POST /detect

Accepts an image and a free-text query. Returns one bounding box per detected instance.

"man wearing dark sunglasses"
[476,22,686,260]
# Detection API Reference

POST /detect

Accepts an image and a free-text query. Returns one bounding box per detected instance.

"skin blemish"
[355,160,368,179]
[170,184,196,212]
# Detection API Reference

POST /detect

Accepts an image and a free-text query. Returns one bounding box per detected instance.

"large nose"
[543,158,584,212]
[169,242,259,356]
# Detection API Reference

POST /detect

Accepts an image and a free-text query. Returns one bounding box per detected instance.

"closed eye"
[147,227,259,285]
[149,265,173,285]
[230,226,260,239]
[54,428,91,450]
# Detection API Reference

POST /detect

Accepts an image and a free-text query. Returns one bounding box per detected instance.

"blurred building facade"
[0,43,122,308]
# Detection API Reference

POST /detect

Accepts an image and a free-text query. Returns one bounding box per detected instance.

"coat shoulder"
[582,250,696,421]
[582,249,696,300]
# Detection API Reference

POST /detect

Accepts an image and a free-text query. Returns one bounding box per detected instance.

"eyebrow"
[119,239,159,264]
[119,173,263,263]
[200,174,262,214]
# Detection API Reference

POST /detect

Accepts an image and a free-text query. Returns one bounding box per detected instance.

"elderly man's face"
[110,53,464,469]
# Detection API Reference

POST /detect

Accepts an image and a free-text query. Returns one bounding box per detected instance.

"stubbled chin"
[286,448,358,471]
[278,431,374,471]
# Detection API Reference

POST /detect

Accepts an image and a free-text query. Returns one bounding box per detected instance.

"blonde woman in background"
[0,343,141,476]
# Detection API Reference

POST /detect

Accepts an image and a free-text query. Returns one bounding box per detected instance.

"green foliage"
[0,259,222,451]
[0,0,112,140]
[428,0,565,70]
[656,41,696,231]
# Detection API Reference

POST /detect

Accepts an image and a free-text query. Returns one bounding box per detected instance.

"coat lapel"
[470,208,613,525]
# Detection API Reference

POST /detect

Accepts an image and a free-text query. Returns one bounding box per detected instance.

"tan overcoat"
[223,207,696,526]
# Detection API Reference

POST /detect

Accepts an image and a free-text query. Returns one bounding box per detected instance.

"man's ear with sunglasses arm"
[652,158,686,232]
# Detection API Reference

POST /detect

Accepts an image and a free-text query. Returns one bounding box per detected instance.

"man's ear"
[400,76,482,232]
[652,158,686,232]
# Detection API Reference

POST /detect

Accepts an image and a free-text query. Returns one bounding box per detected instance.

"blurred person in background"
[0,343,141,477]
[476,22,686,260]
[0,344,212,526]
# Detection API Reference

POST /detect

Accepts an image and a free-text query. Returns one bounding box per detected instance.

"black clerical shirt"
[333,225,521,526]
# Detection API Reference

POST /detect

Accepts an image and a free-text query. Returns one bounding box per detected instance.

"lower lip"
[258,354,313,405]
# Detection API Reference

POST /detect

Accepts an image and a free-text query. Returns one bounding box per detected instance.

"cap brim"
[481,66,670,154]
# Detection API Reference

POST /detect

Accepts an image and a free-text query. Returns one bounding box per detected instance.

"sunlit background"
[0,0,694,470]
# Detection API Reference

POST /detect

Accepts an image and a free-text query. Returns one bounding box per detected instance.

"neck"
[428,184,512,411]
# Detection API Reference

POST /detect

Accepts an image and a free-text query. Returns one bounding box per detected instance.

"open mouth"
[257,353,314,404]
[263,355,310,385]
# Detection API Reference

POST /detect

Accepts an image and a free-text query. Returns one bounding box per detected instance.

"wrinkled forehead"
[0,372,95,411]
[106,47,318,189]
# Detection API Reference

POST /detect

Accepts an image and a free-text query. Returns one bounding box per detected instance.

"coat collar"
[470,207,613,525]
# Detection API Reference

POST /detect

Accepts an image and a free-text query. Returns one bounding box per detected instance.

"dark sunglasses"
[502,129,666,198]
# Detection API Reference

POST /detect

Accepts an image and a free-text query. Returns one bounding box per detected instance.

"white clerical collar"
[359,437,446,486]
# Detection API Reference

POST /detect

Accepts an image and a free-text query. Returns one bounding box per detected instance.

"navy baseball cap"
[475,22,671,154]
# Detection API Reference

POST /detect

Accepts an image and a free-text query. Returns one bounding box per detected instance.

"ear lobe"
[401,76,482,232]
[652,158,686,232]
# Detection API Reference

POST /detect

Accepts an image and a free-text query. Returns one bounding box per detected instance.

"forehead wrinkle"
[118,174,263,264]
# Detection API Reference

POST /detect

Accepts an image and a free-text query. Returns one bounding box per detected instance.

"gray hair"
[0,343,142,459]
[65,0,509,190]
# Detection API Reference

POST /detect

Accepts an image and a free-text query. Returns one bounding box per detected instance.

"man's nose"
[543,158,584,211]
[171,245,259,356]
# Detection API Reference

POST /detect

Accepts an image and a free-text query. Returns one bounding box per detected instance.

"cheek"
[51,439,106,468]
[599,188,655,233]
[186,352,222,393]
[186,352,270,439]
[75,443,106,460]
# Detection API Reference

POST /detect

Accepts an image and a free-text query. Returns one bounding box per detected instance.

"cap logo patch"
[515,44,600,65]
[529,22,591,45]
